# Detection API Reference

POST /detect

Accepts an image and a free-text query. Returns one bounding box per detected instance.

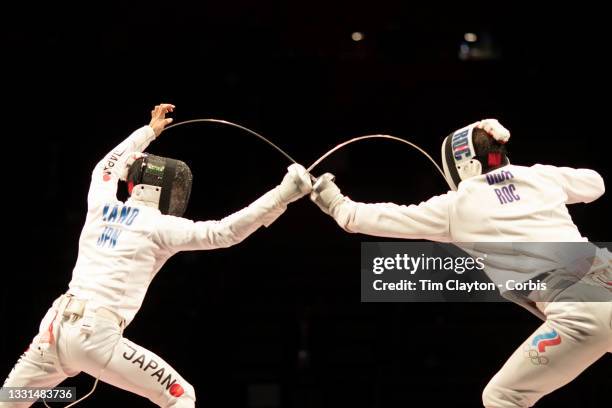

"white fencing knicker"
[482,253,612,408]
[1,294,196,408]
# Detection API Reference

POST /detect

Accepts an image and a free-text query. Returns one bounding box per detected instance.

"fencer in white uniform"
[1,104,313,408]
[310,119,611,407]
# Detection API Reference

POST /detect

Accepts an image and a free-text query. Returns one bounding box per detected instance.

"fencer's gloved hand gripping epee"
[310,173,345,216]
[275,163,313,205]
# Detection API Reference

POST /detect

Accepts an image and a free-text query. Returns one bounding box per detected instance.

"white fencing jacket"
[68,126,287,326]
[329,164,605,286]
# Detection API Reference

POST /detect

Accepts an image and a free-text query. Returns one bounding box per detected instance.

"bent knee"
[169,381,195,408]
[153,380,196,408]
[180,381,196,401]
[482,378,531,408]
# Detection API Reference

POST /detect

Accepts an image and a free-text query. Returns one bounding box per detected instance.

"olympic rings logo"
[523,346,549,366]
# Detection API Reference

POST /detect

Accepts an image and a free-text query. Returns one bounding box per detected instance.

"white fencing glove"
[277,163,313,205]
[310,173,345,216]
[475,119,510,144]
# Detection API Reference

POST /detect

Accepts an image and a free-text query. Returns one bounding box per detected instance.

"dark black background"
[2,1,610,407]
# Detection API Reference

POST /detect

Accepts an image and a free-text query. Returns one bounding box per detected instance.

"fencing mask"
[441,124,482,191]
[441,121,510,191]
[126,154,193,217]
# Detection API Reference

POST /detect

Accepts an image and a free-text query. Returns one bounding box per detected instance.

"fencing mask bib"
[127,154,193,217]
[441,124,482,191]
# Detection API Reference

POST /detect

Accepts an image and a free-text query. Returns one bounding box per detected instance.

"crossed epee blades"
[163,118,451,189]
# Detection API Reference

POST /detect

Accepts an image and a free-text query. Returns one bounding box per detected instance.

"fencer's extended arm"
[311,174,454,241]
[154,164,312,252]
[88,126,157,205]
[531,164,605,204]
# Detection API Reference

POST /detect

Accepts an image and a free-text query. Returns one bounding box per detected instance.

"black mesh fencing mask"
[127,154,193,217]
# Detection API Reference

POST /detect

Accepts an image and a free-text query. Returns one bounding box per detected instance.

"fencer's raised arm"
[310,174,453,242]
[153,164,312,252]
[530,164,605,204]
[88,104,175,205]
